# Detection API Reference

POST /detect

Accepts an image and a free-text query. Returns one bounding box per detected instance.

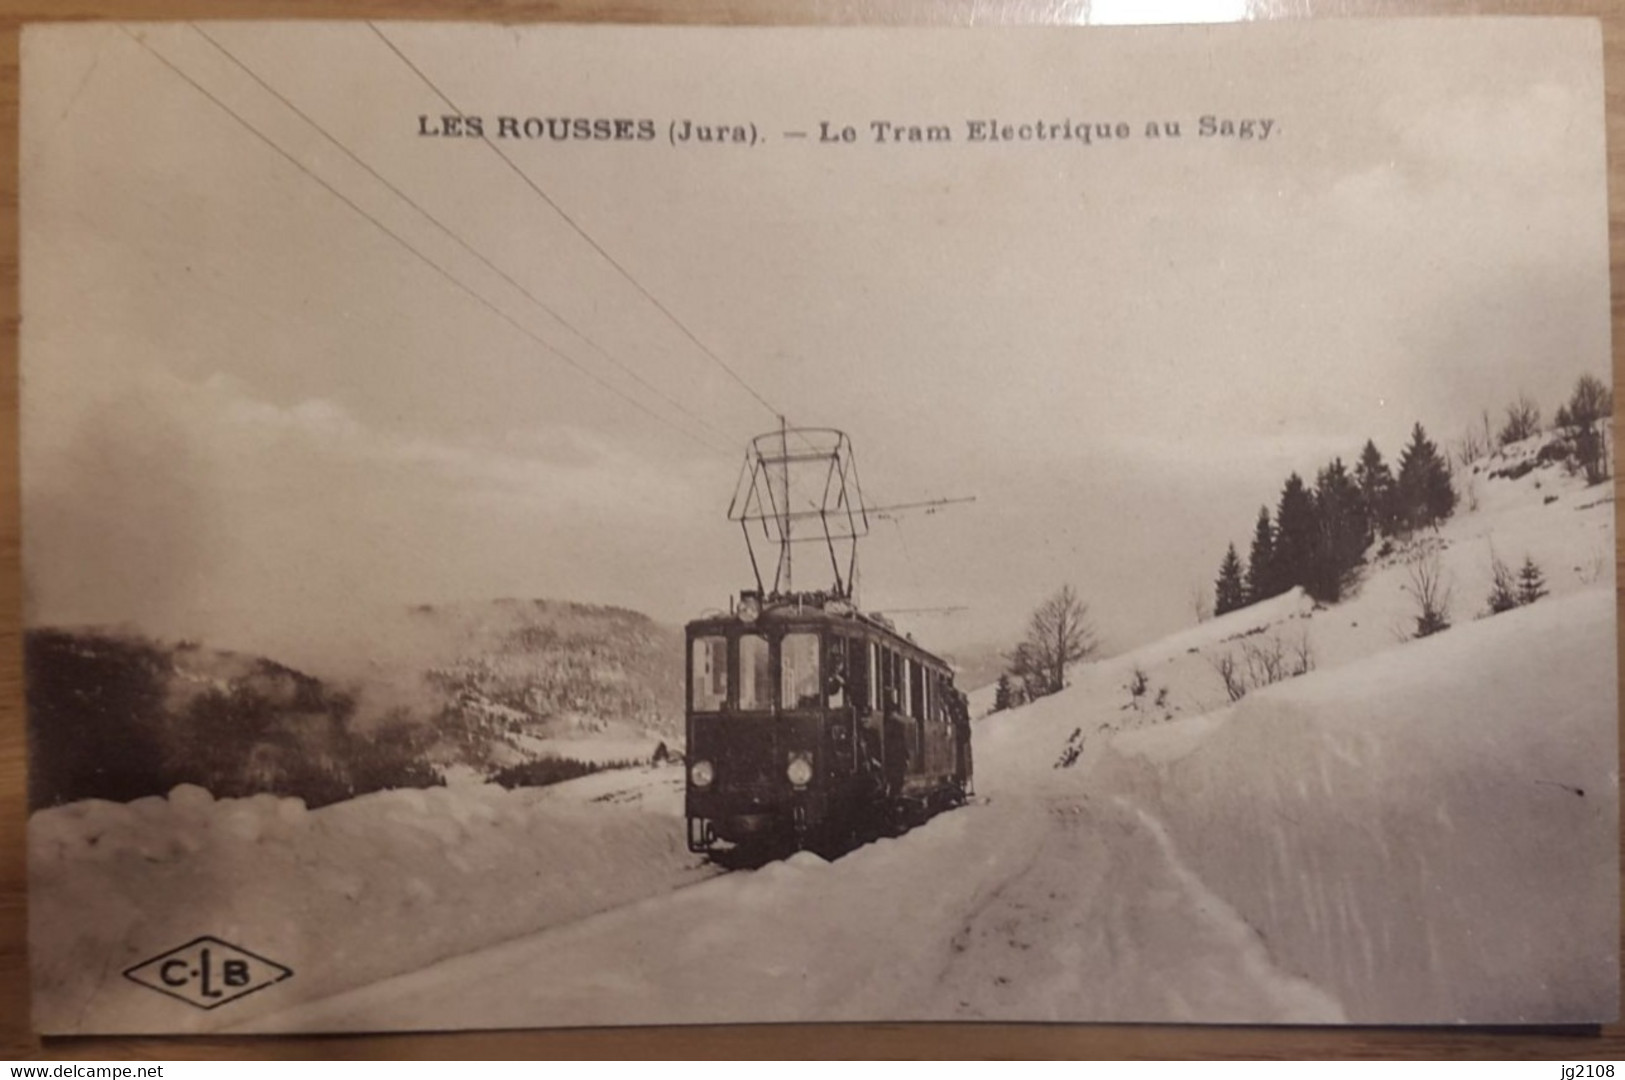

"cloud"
[23,365,725,651]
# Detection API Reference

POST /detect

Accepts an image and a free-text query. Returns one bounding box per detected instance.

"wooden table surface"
[1,0,1622,1060]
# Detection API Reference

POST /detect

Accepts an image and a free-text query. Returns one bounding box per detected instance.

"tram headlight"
[786,753,813,788]
[690,760,715,789]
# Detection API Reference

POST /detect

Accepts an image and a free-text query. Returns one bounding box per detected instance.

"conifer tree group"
[1212,422,1458,612]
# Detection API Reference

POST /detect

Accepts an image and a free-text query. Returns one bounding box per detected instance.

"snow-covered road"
[240,788,1342,1032]
[921,796,1341,1024]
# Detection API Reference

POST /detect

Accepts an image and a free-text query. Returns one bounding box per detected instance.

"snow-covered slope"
[978,432,1615,793]
[1099,587,1618,1023]
[29,765,711,1033]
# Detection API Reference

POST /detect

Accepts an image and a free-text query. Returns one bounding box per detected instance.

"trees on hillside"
[1271,473,1318,598]
[1556,374,1612,484]
[1003,585,1098,702]
[1202,374,1607,629]
[1354,440,1397,537]
[1396,422,1456,532]
[1245,507,1278,604]
[1210,422,1463,617]
[1310,458,1368,603]
[1214,544,1247,616]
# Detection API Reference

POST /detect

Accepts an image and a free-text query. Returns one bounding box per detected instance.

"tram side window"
[781,632,820,710]
[691,636,728,711]
[739,634,772,711]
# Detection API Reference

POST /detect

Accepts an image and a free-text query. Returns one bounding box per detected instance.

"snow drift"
[28,765,711,1033]
[1096,587,1618,1023]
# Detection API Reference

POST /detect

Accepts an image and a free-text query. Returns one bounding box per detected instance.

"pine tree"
[1245,507,1277,603]
[1396,422,1456,531]
[1273,473,1318,594]
[1354,439,1396,537]
[1517,556,1548,606]
[1309,458,1367,603]
[1214,544,1247,616]
[992,674,1012,713]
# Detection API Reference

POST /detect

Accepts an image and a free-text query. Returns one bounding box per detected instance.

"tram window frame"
[825,635,849,709]
[901,657,913,718]
[868,641,880,712]
[738,632,772,712]
[780,631,821,711]
[846,636,867,712]
[690,635,728,712]
[882,648,898,712]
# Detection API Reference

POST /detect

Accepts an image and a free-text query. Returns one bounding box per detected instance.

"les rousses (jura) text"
[417,115,1278,146]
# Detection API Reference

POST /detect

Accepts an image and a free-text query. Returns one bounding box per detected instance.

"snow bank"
[1095,587,1619,1023]
[29,765,711,1033]
[239,798,1052,1032]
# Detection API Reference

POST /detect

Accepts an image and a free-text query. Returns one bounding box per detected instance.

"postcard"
[20,18,1616,1032]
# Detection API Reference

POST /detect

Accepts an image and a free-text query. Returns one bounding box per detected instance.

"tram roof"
[684,592,950,668]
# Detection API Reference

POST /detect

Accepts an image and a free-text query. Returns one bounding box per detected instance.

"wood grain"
[0,0,1621,1060]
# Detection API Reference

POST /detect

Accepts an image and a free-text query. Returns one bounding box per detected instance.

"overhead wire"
[190,22,736,449]
[366,22,786,425]
[118,24,733,458]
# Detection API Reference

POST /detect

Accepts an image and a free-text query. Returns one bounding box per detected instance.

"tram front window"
[739,633,772,711]
[781,632,820,710]
[690,636,727,712]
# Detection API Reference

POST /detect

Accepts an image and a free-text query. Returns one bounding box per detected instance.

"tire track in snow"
[917,794,1346,1023]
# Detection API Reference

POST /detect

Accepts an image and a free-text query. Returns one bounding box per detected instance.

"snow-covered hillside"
[29,767,713,1033]
[28,431,1617,1031]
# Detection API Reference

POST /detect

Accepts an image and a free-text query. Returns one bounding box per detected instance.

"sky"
[19,18,1612,666]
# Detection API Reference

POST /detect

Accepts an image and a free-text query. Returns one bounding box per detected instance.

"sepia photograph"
[18,17,1618,1035]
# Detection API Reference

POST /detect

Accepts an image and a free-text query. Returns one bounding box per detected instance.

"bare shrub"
[1485,551,1519,615]
[1126,666,1150,703]
[1209,629,1314,704]
[1242,635,1287,687]
[1290,630,1315,676]
[1498,393,1542,447]
[1209,651,1247,703]
[1404,552,1453,638]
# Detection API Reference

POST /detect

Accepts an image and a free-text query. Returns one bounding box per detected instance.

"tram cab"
[684,590,971,854]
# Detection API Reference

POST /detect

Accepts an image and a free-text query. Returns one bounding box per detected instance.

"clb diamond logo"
[123,936,293,1010]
